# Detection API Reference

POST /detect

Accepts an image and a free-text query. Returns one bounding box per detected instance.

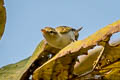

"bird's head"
[41,27,58,40]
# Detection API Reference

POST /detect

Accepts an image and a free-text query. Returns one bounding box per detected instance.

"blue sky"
[0,0,120,67]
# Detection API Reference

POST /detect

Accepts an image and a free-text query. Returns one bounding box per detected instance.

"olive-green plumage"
[41,26,82,49]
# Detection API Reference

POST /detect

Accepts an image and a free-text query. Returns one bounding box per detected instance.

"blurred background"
[0,0,120,67]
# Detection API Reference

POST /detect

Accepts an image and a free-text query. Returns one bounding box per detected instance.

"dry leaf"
[0,0,6,40]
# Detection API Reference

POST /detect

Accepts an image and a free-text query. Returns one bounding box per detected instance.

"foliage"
[0,57,30,80]
[32,20,120,80]
[0,0,6,40]
[0,2,120,79]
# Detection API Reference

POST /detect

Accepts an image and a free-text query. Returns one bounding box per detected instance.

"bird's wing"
[55,26,72,34]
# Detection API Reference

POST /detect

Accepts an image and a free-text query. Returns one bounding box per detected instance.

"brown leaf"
[0,0,4,6]
[0,0,6,40]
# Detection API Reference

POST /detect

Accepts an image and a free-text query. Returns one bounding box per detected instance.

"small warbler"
[41,26,82,49]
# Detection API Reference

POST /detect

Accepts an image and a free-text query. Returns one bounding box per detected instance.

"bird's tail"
[74,26,83,40]
[76,26,83,32]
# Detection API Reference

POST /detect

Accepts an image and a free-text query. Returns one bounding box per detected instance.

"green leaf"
[18,40,59,80]
[0,40,59,80]
[0,57,30,80]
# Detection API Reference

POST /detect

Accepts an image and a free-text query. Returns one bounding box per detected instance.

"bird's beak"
[41,29,47,33]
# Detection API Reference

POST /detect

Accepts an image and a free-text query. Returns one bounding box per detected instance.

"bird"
[41,26,83,49]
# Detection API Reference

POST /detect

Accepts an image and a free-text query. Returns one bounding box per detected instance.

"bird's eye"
[49,31,54,33]
[49,30,57,34]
